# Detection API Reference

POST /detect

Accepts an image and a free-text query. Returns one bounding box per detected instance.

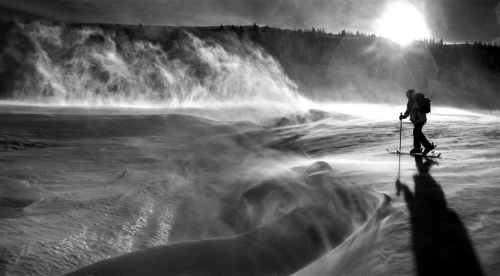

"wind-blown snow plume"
[0,21,304,108]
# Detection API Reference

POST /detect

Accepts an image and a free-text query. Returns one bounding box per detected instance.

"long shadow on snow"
[396,156,483,276]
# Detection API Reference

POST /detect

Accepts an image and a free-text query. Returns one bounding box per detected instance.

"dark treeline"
[204,23,500,109]
[102,21,500,109]
[1,20,499,110]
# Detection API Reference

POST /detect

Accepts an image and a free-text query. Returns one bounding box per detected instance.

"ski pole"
[399,112,402,153]
[397,112,403,195]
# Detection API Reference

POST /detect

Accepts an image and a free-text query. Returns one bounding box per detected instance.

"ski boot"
[423,143,437,156]
[410,148,422,154]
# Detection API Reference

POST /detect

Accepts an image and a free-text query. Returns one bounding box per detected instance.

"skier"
[399,89,436,155]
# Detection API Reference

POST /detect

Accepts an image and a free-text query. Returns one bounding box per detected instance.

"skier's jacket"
[403,93,427,124]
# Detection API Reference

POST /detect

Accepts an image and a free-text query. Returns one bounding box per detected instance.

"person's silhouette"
[396,156,483,276]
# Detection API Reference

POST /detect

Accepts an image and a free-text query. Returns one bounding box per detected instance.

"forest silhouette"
[231,24,500,109]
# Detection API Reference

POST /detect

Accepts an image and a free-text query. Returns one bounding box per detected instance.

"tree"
[252,23,259,33]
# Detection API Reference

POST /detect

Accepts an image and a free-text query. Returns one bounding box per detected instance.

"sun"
[377,3,430,46]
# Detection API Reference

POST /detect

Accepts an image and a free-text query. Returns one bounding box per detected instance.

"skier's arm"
[400,100,413,120]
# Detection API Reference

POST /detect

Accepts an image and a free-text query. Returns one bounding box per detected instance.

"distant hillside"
[1,20,499,110]
[220,24,500,109]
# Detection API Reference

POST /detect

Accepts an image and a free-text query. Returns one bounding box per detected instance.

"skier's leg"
[412,123,422,152]
[420,130,432,149]
[420,122,436,155]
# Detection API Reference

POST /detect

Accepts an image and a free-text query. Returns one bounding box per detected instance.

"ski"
[386,149,441,158]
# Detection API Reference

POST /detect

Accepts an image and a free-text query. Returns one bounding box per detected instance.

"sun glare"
[377,3,430,46]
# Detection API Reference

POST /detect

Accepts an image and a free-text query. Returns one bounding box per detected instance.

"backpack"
[414,93,431,114]
[419,98,431,114]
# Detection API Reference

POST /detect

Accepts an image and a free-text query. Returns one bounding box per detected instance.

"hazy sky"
[1,0,499,43]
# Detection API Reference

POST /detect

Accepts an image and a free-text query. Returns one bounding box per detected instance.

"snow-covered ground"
[1,103,499,275]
